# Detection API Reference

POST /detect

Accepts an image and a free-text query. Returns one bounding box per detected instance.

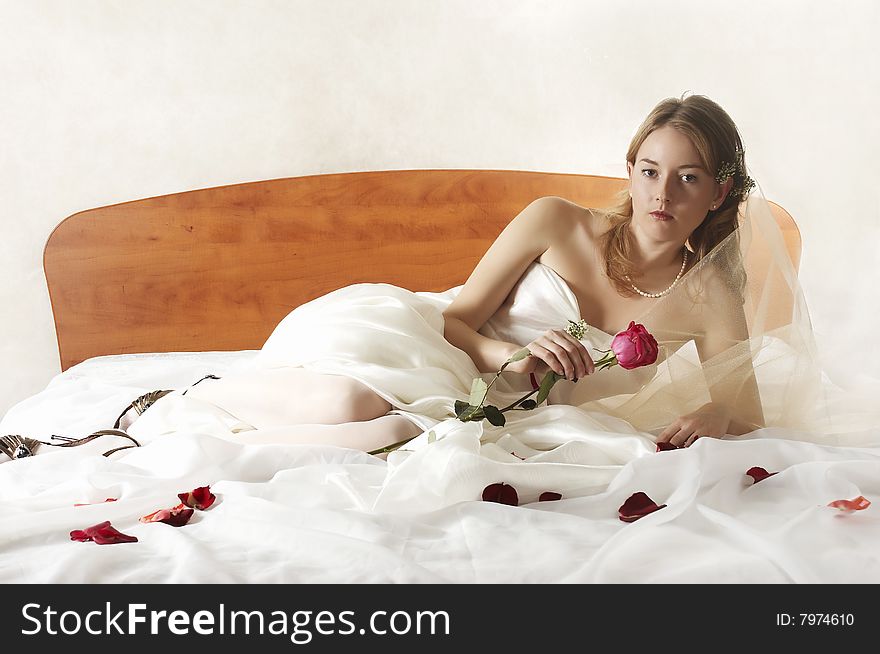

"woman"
[184,94,774,455]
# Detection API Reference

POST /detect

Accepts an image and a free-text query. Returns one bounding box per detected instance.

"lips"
[651,211,673,220]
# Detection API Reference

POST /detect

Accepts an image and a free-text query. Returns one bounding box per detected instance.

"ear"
[714,176,734,206]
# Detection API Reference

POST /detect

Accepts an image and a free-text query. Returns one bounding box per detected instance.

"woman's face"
[626,126,728,243]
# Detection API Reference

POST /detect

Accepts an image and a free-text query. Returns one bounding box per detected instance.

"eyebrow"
[638,158,706,171]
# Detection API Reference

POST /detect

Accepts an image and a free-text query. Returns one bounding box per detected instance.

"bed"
[2,169,878,584]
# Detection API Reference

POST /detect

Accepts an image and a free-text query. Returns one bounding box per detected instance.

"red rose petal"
[746,466,778,483]
[827,495,871,512]
[178,485,216,510]
[70,520,138,545]
[69,529,91,542]
[539,491,562,502]
[618,491,667,522]
[140,503,194,527]
[529,372,539,391]
[656,441,679,452]
[481,482,519,506]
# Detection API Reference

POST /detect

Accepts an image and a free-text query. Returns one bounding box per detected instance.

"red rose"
[611,321,659,370]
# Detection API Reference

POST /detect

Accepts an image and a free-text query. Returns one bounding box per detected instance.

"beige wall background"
[1,0,878,418]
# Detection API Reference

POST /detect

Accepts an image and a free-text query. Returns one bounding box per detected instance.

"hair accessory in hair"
[715,148,755,202]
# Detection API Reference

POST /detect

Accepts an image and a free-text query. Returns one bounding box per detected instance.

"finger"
[529,344,566,378]
[656,424,676,443]
[556,331,594,378]
[548,330,590,380]
[536,337,576,380]
[659,425,688,448]
[676,429,696,448]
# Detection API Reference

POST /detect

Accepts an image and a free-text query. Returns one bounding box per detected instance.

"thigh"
[185,368,392,428]
[233,413,426,460]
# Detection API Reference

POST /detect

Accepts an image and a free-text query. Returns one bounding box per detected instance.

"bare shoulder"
[536,196,609,242]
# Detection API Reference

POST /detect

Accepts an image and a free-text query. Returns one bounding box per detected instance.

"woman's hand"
[502,329,595,381]
[657,402,732,448]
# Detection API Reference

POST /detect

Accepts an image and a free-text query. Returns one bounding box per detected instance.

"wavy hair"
[598,93,750,303]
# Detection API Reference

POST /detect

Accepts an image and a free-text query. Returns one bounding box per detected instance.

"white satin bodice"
[475,261,657,404]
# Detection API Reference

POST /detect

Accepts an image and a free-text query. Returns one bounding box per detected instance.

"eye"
[682,173,698,183]
[640,168,655,177]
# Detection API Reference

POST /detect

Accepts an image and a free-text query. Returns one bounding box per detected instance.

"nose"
[656,176,674,204]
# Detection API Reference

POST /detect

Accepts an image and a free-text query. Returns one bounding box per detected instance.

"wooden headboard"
[44,169,800,371]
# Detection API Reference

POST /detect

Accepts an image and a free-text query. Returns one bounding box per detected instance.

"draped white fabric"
[1,352,879,582]
[2,247,880,580]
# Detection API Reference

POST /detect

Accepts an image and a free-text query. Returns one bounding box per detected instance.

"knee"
[339,379,392,423]
[387,415,425,442]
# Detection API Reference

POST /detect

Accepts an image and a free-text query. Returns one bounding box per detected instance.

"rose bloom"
[611,321,659,370]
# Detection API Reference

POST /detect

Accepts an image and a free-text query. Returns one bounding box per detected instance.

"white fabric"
[2,264,879,582]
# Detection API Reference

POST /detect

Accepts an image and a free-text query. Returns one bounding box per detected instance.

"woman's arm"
[658,279,765,447]
[441,197,570,372]
[694,273,766,434]
[443,316,520,373]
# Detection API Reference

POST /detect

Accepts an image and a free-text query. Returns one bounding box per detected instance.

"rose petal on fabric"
[618,491,667,522]
[481,482,519,506]
[140,503,194,527]
[69,529,92,542]
[827,496,871,512]
[656,441,679,452]
[178,486,216,510]
[70,520,138,545]
[90,522,139,545]
[746,466,778,483]
[539,491,562,502]
[529,372,539,391]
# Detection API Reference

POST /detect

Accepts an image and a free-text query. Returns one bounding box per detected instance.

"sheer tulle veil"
[562,178,880,447]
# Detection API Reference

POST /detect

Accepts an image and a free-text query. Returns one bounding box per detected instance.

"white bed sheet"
[2,351,880,583]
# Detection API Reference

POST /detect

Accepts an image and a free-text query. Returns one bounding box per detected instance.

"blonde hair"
[598,93,750,302]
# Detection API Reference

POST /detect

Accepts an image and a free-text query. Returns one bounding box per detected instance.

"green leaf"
[535,371,561,405]
[427,430,436,443]
[461,407,485,422]
[483,405,505,427]
[509,347,531,362]
[454,399,469,415]
[469,377,489,407]
[498,347,531,373]
[519,399,537,410]
[456,403,479,421]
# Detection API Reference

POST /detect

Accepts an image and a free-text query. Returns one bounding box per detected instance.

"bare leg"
[184,368,393,429]
[232,414,425,460]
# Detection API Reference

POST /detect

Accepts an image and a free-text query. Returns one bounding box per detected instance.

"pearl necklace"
[625,249,689,298]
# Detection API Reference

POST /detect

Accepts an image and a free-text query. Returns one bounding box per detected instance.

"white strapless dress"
[251,260,656,433]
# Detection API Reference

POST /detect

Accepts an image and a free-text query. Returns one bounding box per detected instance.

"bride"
[182,93,842,456]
